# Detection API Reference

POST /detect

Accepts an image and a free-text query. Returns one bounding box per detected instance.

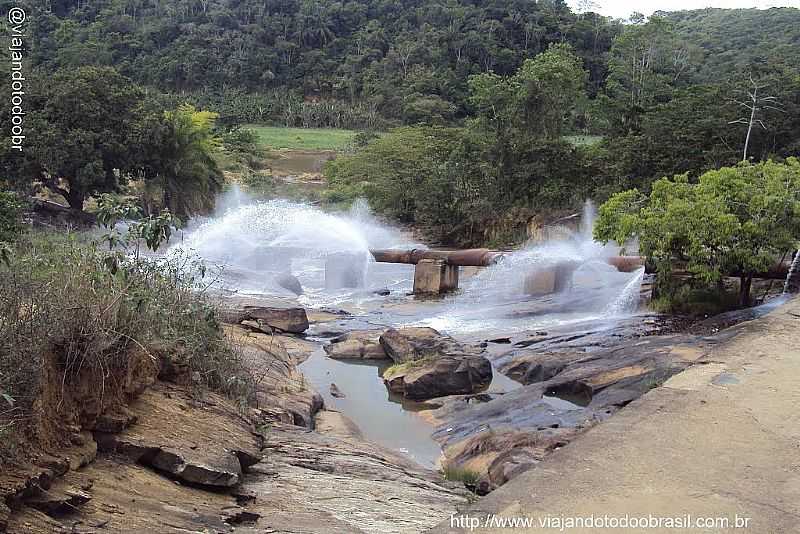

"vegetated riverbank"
[0,290,468,533]
[2,192,791,533]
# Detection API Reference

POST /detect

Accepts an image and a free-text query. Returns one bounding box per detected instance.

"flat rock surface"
[243,424,467,534]
[430,298,800,533]
[93,383,260,488]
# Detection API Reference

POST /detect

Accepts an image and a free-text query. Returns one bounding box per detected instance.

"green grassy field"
[242,125,358,151]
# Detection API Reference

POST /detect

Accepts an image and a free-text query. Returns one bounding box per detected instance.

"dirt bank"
[2,317,466,533]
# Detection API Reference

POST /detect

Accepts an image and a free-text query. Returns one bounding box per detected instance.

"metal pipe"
[370,250,792,280]
[370,248,503,267]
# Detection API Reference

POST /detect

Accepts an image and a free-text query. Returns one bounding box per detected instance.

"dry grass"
[0,232,254,461]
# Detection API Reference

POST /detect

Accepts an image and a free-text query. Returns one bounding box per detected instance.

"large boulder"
[242,306,309,334]
[324,331,388,360]
[383,354,492,400]
[380,327,492,399]
[379,327,466,363]
[151,447,243,487]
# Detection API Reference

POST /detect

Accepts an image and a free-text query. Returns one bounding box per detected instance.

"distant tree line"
[3,3,800,245]
[25,0,621,123]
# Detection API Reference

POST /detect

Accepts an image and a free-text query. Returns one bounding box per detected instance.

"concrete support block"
[325,252,366,289]
[413,259,459,295]
[524,263,575,296]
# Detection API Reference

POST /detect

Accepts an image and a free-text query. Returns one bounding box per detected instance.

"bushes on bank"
[0,232,252,461]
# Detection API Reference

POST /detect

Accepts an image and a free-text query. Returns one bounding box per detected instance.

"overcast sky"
[567,0,800,20]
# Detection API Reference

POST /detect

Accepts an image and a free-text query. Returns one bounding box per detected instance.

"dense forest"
[11,2,800,127]
[19,0,619,125]
[1,2,799,244]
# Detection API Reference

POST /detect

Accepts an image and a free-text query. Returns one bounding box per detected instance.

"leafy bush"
[595,159,800,306]
[0,191,25,243]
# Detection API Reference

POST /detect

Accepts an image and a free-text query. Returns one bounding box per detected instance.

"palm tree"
[153,105,223,219]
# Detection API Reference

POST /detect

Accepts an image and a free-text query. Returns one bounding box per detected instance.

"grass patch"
[563,134,603,147]
[242,125,358,151]
[442,466,481,487]
[382,356,436,377]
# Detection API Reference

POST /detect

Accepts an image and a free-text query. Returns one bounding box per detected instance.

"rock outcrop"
[384,354,493,400]
[5,317,466,534]
[242,305,310,334]
[430,331,711,492]
[380,327,493,400]
[324,330,388,360]
[93,384,261,488]
[379,327,451,363]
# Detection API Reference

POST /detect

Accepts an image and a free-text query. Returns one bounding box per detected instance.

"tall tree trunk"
[65,189,85,212]
[742,88,757,161]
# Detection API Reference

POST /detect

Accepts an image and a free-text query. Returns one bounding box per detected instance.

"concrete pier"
[413,259,460,295]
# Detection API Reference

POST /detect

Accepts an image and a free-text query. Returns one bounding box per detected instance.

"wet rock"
[374,288,391,296]
[500,351,586,384]
[329,383,345,398]
[380,327,478,364]
[242,306,309,334]
[274,273,304,295]
[151,447,242,487]
[383,354,492,400]
[324,331,387,360]
[24,486,91,517]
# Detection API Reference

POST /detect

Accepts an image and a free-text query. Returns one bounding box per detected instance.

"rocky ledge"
[380,328,493,400]
[426,322,721,494]
[3,316,466,534]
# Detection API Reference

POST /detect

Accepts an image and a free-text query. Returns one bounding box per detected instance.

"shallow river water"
[170,192,647,468]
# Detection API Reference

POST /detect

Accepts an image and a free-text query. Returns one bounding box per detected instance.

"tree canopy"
[11,67,148,210]
[594,159,800,306]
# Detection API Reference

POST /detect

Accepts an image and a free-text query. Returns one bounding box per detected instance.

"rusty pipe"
[370,250,791,280]
[370,248,503,267]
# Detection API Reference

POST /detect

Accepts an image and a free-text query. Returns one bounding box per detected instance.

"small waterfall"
[784,251,800,294]
[606,267,645,316]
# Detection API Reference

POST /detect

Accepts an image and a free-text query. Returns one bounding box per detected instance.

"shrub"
[0,191,24,243]
[442,466,481,489]
[0,233,253,461]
